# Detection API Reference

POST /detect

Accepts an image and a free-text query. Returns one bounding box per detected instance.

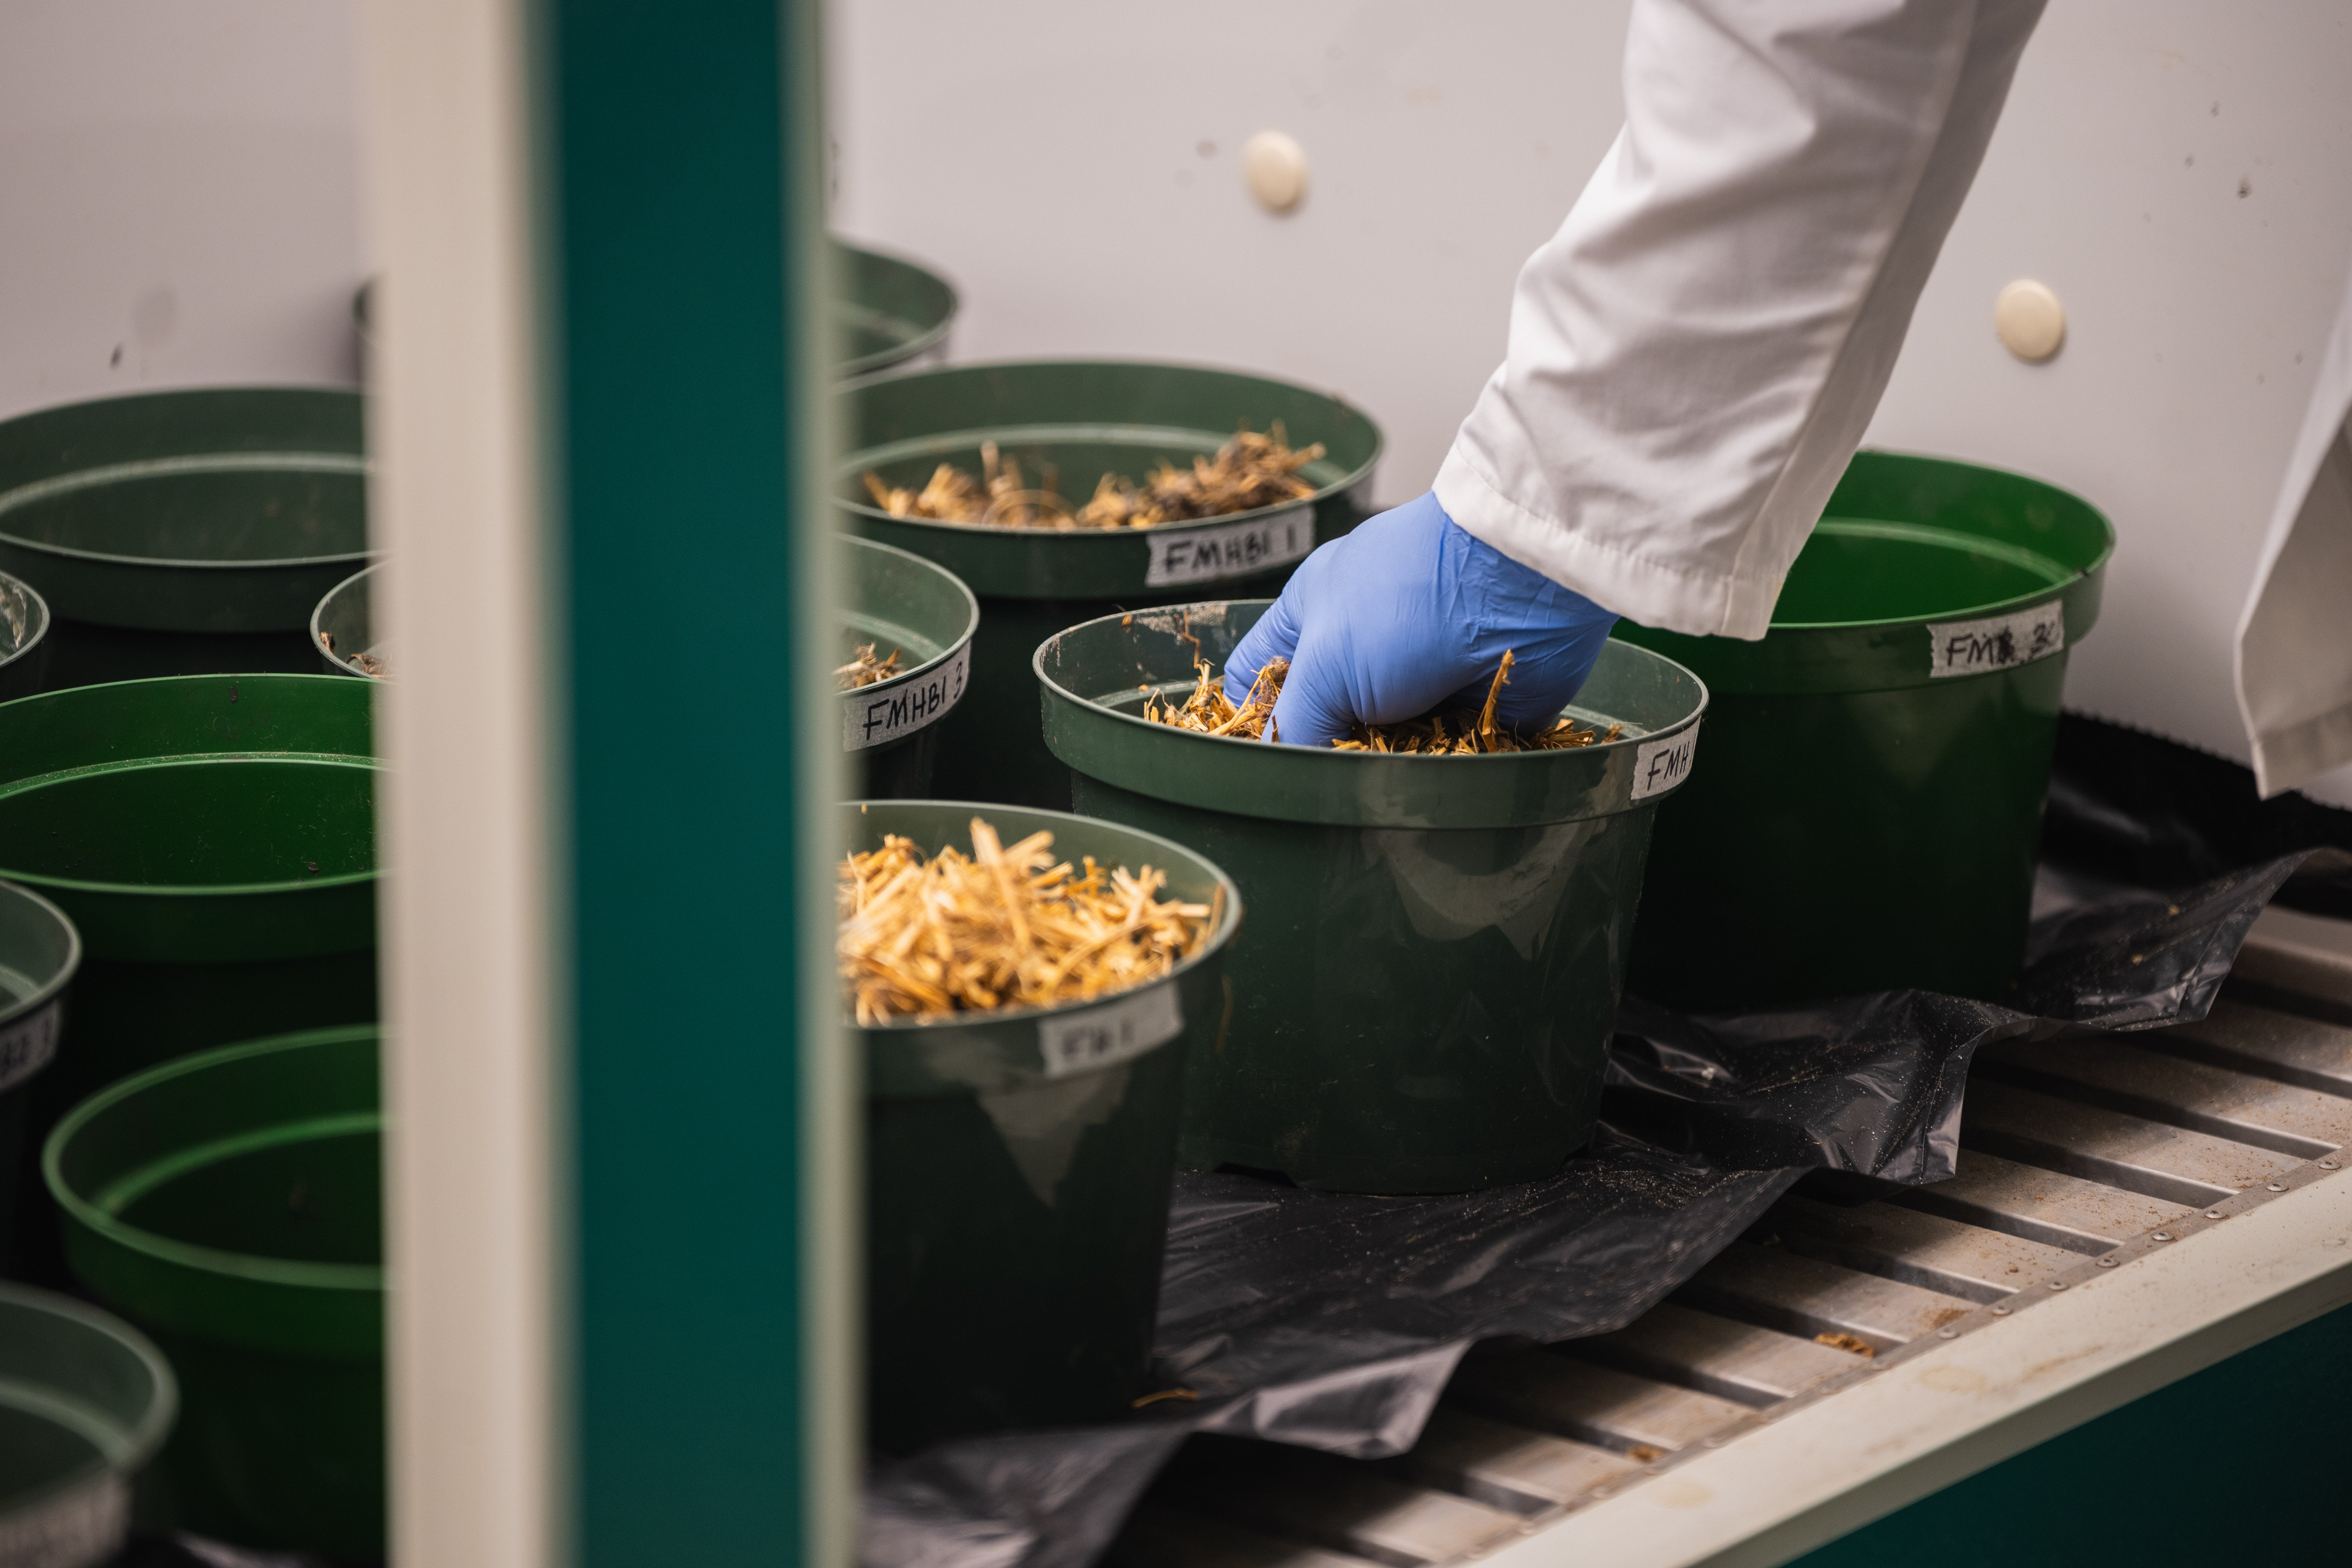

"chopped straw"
[861,422,1325,532]
[1144,648,1623,754]
[835,642,904,690]
[838,816,1215,1025]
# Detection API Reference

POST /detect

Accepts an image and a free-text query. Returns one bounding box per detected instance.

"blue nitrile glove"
[1224,491,1619,747]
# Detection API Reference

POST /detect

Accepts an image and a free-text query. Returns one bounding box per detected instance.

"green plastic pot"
[309,562,383,679]
[840,537,979,799]
[0,1283,177,1568]
[0,675,379,1285]
[841,361,1382,811]
[0,880,79,1274]
[0,569,51,701]
[44,1027,383,1555]
[0,388,372,690]
[850,801,1240,1450]
[1038,603,1707,1194]
[1614,450,2115,1011]
[838,239,958,379]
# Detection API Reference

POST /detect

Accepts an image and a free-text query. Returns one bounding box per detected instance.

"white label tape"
[1143,506,1314,587]
[0,1000,59,1094]
[1926,602,2065,679]
[1037,983,1183,1079]
[843,642,970,752]
[1630,727,1698,802]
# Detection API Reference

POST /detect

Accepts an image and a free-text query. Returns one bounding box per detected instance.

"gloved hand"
[1224,491,1619,747]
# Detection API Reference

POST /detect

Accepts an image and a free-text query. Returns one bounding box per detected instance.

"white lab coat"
[2236,275,2352,798]
[1435,0,2047,641]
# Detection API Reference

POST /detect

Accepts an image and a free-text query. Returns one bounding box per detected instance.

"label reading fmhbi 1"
[844,642,970,752]
[1037,984,1183,1079]
[1631,728,1698,802]
[1926,602,2065,678]
[1143,506,1314,588]
[0,1000,59,1094]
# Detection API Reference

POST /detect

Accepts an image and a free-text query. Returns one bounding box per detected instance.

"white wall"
[831,1,2352,803]
[4,2,2349,800]
[0,0,365,420]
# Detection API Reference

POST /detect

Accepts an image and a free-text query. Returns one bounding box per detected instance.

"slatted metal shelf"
[1105,916,2352,1568]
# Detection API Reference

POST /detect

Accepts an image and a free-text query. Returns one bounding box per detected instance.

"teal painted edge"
[543,0,828,1562]
[1788,1302,2352,1567]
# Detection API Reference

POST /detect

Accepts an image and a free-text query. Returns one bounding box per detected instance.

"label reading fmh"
[844,642,970,752]
[1037,983,1183,1079]
[1144,506,1314,588]
[1926,602,2065,679]
[0,1000,60,1094]
[1631,727,1698,802]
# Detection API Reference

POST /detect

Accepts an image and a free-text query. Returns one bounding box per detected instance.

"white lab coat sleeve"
[1434,0,2045,639]
[2235,270,2352,799]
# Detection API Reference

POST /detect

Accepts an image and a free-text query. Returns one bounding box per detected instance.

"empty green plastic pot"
[0,880,79,1273]
[1038,603,1707,1194]
[0,1282,177,1568]
[45,1027,383,1555]
[0,675,379,1284]
[841,361,1382,810]
[309,563,383,679]
[838,239,958,379]
[0,570,51,701]
[850,801,1240,1450]
[1614,450,2115,1010]
[840,537,979,799]
[0,388,372,689]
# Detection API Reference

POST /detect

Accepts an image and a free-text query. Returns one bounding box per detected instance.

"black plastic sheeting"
[865,714,2346,1568]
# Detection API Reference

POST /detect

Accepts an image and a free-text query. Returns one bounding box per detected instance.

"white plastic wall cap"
[1243,131,1308,213]
[1995,279,2066,362]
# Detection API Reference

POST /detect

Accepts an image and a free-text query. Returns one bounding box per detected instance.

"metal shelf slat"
[1769,1194,2081,1302]
[1960,1078,2301,1205]
[1562,1302,1858,1406]
[1977,1037,2352,1156]
[1675,1241,1977,1351]
[1156,1442,1525,1568]
[1890,1147,2193,1252]
[2161,996,2352,1096]
[1384,1408,1637,1514]
[1447,1355,1751,1456]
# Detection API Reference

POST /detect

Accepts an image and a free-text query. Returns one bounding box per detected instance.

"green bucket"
[841,361,1382,811]
[850,801,1240,1450]
[0,388,371,690]
[840,537,979,799]
[0,1283,177,1568]
[838,240,958,379]
[1615,451,2114,1011]
[310,562,383,679]
[0,675,379,1283]
[1038,603,1707,1194]
[44,1027,383,1555]
[0,881,79,1273]
[0,570,51,702]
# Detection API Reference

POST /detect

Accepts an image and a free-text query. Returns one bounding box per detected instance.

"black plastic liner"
[862,713,2341,1568]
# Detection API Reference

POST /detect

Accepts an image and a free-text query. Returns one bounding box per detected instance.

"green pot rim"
[43,1026,386,1297]
[1037,600,1709,829]
[0,877,83,1034]
[0,1280,178,1480]
[837,357,1385,541]
[837,534,981,722]
[0,567,52,676]
[309,562,385,680]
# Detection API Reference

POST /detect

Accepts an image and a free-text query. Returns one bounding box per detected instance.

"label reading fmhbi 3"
[1143,506,1314,588]
[1926,602,2065,678]
[1037,983,1183,1079]
[0,1000,59,1094]
[844,642,969,751]
[1630,728,1698,802]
